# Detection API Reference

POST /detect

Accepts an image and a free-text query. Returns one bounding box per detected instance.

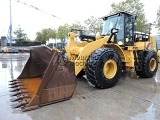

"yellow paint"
[148,36,157,51]
[103,59,117,79]
[52,46,61,53]
[123,50,135,67]
[3,47,8,53]
[66,32,111,75]
[149,58,156,71]
[74,36,109,75]
[158,50,160,62]
[65,32,158,75]
[104,44,126,62]
[65,32,77,62]
[134,35,157,51]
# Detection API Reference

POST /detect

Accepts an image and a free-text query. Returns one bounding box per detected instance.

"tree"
[84,16,103,34]
[48,29,57,39]
[13,25,27,42]
[155,6,160,34]
[57,24,70,42]
[68,21,87,34]
[70,21,86,30]
[35,28,57,44]
[110,0,148,32]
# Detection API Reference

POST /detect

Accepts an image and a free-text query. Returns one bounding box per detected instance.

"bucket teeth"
[8,81,22,86]
[10,90,28,97]
[10,94,30,102]
[11,101,29,108]
[9,86,25,92]
[9,83,24,88]
[9,82,17,86]
[9,85,18,88]
[9,79,18,83]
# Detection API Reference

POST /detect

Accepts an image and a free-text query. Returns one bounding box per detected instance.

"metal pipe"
[9,0,12,47]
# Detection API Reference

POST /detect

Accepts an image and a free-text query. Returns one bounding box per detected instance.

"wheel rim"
[103,59,117,79]
[149,58,156,71]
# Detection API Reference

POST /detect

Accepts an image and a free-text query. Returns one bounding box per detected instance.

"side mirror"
[111,28,119,34]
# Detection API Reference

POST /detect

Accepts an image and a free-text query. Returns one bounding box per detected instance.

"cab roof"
[101,11,136,19]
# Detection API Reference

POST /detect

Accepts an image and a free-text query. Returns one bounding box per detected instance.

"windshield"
[102,15,121,35]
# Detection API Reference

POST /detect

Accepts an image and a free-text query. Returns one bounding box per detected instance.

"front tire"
[86,48,122,89]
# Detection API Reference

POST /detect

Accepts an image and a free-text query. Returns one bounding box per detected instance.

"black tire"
[136,50,158,78]
[86,48,122,89]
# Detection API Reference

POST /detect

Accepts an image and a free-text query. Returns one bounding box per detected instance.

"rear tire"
[86,48,122,89]
[136,50,158,78]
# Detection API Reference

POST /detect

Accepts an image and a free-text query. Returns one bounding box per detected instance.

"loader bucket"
[9,46,77,111]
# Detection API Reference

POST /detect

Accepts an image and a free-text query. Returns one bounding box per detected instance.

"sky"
[0,0,159,40]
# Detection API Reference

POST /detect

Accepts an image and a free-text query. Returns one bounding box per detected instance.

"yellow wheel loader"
[2,47,9,53]
[9,12,158,111]
[47,42,66,53]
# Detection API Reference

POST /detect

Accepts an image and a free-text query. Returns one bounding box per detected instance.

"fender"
[74,37,109,75]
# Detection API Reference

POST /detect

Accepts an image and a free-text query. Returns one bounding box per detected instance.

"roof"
[135,31,149,35]
[101,11,136,19]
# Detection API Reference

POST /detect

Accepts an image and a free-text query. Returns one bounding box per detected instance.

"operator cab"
[102,12,136,46]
